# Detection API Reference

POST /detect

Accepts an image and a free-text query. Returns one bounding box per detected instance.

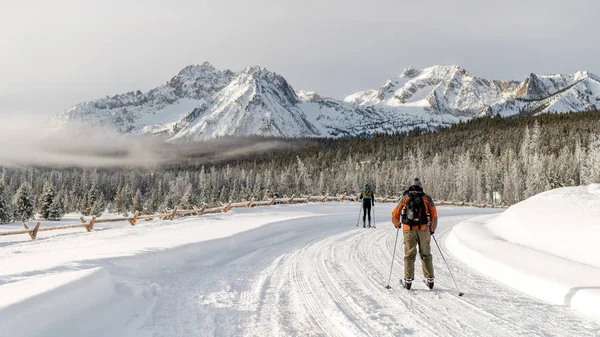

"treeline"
[0,110,599,223]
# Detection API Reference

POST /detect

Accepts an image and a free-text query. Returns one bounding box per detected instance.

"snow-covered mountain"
[346,65,600,117]
[53,63,600,141]
[168,67,321,141]
[489,71,600,115]
[53,62,234,135]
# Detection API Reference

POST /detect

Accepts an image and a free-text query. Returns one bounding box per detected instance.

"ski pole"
[385,227,400,289]
[355,205,362,227]
[431,234,464,297]
[372,203,376,228]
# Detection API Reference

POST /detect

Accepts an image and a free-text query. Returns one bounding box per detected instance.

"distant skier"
[391,178,438,290]
[359,184,375,228]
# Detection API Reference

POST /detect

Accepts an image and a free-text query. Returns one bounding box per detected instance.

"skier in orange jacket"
[391,178,438,290]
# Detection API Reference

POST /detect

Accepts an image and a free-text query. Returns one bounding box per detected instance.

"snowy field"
[1,202,600,336]
[448,184,600,321]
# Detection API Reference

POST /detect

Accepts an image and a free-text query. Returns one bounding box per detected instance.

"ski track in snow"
[121,206,600,337]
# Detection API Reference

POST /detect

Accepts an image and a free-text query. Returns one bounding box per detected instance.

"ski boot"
[368,221,371,228]
[363,221,366,228]
[425,277,434,290]
[402,277,413,290]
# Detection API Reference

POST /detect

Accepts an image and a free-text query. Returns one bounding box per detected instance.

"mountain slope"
[53,63,600,141]
[53,62,234,135]
[346,66,600,118]
[169,67,321,141]
[490,72,600,115]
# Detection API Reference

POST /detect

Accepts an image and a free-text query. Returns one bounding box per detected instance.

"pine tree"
[48,195,64,221]
[79,194,89,216]
[37,182,56,220]
[180,186,194,209]
[91,192,104,217]
[114,185,131,213]
[132,189,143,213]
[86,185,98,215]
[13,184,34,222]
[143,188,158,214]
[0,182,12,224]
[219,185,228,203]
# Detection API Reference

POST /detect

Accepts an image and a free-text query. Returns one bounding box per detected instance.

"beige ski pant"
[403,229,434,279]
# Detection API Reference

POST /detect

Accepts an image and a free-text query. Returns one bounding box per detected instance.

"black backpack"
[405,192,428,226]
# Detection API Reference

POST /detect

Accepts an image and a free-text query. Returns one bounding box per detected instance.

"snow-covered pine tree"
[180,186,194,209]
[38,182,55,220]
[219,185,228,203]
[143,188,158,215]
[0,181,12,223]
[48,194,64,221]
[13,184,34,222]
[91,192,104,217]
[228,179,238,203]
[132,189,143,213]
[79,193,89,216]
[114,185,131,213]
[586,135,600,183]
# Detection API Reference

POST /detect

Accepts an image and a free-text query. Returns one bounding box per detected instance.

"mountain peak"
[176,62,219,78]
[401,66,422,78]
[239,66,279,78]
[401,65,467,78]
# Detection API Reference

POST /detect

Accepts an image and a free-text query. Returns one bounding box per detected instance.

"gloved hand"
[394,223,401,228]
[430,231,435,235]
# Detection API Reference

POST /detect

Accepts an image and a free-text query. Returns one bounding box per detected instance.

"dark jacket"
[359,190,375,206]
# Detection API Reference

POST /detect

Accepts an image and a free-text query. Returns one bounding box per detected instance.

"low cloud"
[0,117,297,168]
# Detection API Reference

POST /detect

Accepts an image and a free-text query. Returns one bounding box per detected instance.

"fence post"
[22,222,41,240]
[269,197,277,206]
[222,201,232,213]
[286,195,295,204]
[169,207,178,220]
[305,194,311,203]
[85,216,96,232]
[194,204,206,215]
[128,211,139,226]
[322,194,329,202]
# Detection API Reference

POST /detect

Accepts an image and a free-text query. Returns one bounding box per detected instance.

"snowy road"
[83,204,600,337]
[3,204,599,336]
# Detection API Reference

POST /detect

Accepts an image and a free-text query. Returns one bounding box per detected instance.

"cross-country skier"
[359,184,375,228]
[391,178,438,290]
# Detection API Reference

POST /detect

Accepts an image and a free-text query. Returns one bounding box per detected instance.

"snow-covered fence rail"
[0,194,506,241]
[436,200,508,208]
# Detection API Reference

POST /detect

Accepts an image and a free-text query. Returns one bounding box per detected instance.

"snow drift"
[447,184,600,319]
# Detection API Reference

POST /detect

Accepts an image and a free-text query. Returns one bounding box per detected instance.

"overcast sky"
[1,0,598,117]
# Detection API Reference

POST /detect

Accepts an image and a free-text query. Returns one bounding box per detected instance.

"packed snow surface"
[447,184,600,320]
[1,203,599,336]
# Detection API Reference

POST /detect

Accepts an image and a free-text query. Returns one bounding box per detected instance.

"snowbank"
[488,184,600,269]
[447,185,600,320]
[0,268,115,337]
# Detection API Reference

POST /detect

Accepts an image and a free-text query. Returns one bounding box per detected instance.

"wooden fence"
[0,193,507,241]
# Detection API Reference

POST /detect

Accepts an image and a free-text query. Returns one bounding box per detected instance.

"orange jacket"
[391,194,438,232]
